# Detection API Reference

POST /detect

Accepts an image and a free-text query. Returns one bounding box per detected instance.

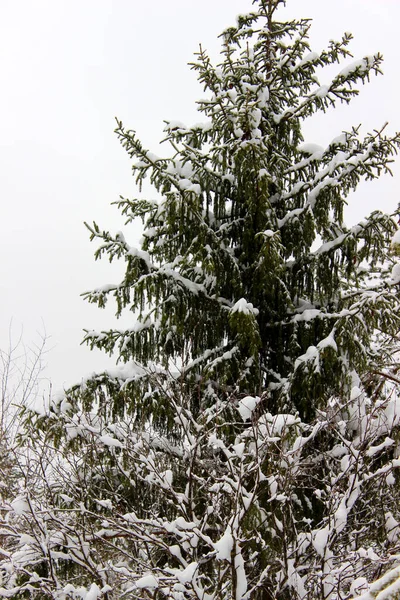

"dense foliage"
[2,1,400,598]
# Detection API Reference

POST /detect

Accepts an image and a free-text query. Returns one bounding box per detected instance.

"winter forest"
[2,0,400,598]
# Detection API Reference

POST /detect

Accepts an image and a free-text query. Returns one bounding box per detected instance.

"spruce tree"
[80,0,400,423]
[4,1,400,599]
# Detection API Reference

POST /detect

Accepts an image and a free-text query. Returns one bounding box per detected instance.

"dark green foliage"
[80,0,400,424]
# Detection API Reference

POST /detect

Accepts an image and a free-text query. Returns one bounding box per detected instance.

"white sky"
[1,0,399,395]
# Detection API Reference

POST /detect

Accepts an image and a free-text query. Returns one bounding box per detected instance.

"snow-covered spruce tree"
[81,4,400,425]
[4,0,400,598]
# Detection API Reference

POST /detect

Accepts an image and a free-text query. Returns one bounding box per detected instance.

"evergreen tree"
[80,0,400,424]
[3,1,400,598]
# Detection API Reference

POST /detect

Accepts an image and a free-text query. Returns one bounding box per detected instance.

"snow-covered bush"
[4,373,400,599]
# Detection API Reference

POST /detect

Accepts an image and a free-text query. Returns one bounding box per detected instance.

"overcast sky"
[1,0,399,395]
